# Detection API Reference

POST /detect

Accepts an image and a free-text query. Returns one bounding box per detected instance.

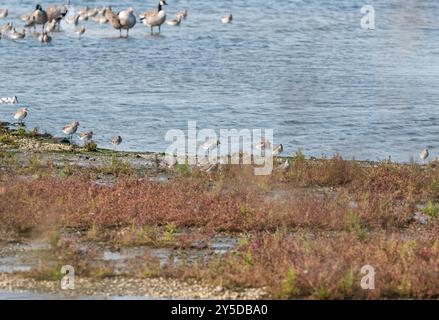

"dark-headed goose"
[140,0,167,34]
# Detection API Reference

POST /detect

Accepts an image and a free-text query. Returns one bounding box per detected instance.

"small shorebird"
[9,28,26,40]
[201,139,220,150]
[221,14,233,24]
[79,131,93,145]
[255,139,271,151]
[166,15,182,26]
[201,139,220,158]
[38,32,52,43]
[280,159,290,171]
[13,108,28,124]
[31,4,48,32]
[420,148,429,163]
[0,9,8,19]
[140,0,167,34]
[76,26,86,38]
[112,135,122,150]
[63,121,79,143]
[272,144,283,157]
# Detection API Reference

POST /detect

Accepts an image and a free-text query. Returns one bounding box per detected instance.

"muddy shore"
[1,123,438,299]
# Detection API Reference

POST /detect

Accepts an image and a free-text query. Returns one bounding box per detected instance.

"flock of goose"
[0,1,233,42]
[0,1,233,152]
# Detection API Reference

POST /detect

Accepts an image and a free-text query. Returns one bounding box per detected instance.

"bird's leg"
[150,26,153,34]
[158,25,161,33]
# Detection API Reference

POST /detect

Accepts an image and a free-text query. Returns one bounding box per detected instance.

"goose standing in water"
[31,4,48,32]
[13,108,28,124]
[46,5,69,31]
[63,121,80,143]
[0,9,8,19]
[140,0,167,34]
[221,14,233,24]
[103,7,123,37]
[118,8,136,38]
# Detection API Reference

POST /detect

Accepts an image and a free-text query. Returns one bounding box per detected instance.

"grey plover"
[12,108,28,124]
[62,121,80,143]
[79,131,93,145]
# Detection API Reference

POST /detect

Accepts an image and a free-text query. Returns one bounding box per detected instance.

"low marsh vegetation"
[1,146,439,298]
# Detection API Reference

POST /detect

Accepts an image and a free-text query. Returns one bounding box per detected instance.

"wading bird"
[13,108,28,124]
[79,131,93,145]
[112,135,122,150]
[62,121,79,143]
[272,144,283,157]
[31,4,48,32]
[140,0,167,34]
[420,148,429,163]
[118,8,136,38]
